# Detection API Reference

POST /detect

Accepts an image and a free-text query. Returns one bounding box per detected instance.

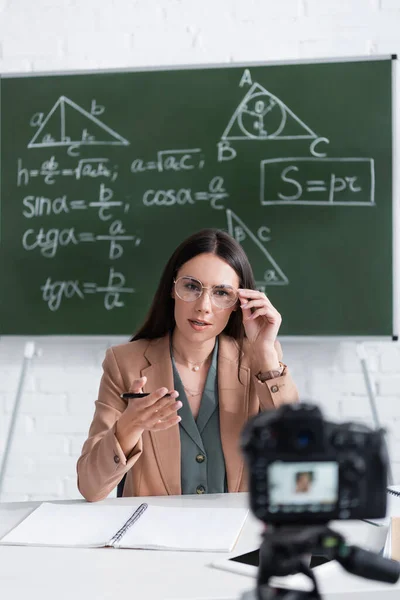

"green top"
[171,338,227,495]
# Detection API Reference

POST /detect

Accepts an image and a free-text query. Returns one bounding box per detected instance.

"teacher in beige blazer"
[77,229,299,501]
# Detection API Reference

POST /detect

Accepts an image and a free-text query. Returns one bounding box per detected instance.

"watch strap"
[256,362,285,382]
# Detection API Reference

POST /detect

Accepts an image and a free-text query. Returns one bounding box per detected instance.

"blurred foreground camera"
[240,403,399,600]
[242,402,389,524]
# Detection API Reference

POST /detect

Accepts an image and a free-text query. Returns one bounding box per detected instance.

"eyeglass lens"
[175,277,237,308]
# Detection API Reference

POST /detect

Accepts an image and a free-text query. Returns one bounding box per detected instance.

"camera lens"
[295,431,314,449]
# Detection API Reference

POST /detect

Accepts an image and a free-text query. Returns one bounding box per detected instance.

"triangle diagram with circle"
[222,82,317,141]
[28,96,129,148]
[226,209,289,286]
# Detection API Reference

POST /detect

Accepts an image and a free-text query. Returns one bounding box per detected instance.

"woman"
[77,229,298,501]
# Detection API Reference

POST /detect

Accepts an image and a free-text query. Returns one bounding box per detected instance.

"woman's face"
[172,253,240,343]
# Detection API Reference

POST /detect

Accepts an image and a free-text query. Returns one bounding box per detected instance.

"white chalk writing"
[41,268,135,311]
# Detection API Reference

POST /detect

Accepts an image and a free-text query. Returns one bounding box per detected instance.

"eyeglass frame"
[173,276,239,308]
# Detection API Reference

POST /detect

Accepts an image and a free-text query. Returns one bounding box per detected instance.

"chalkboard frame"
[0,54,398,339]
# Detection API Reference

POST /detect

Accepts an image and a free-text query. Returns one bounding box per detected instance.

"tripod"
[252,524,400,600]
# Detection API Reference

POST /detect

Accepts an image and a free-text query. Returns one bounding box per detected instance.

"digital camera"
[241,403,389,524]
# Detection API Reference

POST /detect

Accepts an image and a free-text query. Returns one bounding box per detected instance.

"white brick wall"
[0,0,400,501]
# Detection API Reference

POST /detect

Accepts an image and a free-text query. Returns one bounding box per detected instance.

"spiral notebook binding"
[109,502,149,547]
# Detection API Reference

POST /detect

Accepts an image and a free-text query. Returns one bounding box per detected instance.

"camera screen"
[268,461,339,514]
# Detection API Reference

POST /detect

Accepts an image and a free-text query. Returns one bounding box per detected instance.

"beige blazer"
[77,334,299,501]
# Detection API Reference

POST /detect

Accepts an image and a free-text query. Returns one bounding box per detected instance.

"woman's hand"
[238,289,282,367]
[116,376,182,456]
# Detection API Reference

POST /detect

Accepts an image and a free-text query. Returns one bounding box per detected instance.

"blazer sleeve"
[252,340,299,410]
[76,348,143,502]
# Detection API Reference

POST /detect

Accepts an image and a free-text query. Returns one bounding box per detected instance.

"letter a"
[239,69,252,87]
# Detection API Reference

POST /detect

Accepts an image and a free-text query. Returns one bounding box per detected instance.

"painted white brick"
[64,31,131,60]
[336,343,380,374]
[67,394,97,416]
[27,493,65,501]
[299,36,373,59]
[131,26,228,66]
[0,370,36,395]
[0,56,33,73]
[336,343,363,373]
[340,395,376,419]
[372,37,400,54]
[378,376,400,396]
[334,373,373,396]
[30,56,104,73]
[0,415,35,446]
[1,33,64,59]
[4,476,63,495]
[106,0,164,27]
[300,9,383,30]
[69,436,87,456]
[386,430,400,452]
[6,393,68,415]
[1,455,35,475]
[0,493,30,502]
[37,367,100,393]
[7,0,74,9]
[381,0,400,9]
[230,0,301,20]
[63,476,83,499]
[0,367,19,392]
[391,464,400,483]
[0,393,7,414]
[31,454,78,477]
[35,415,92,435]
[385,419,400,440]
[220,25,300,63]
[373,396,400,419]
[13,434,69,456]
[161,0,233,26]
[305,0,378,16]
[380,345,400,372]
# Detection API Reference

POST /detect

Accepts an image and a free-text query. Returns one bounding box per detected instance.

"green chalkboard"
[0,57,395,336]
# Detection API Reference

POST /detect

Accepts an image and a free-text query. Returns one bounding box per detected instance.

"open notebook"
[0,502,248,552]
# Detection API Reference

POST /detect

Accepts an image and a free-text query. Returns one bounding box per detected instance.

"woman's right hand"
[115,376,182,456]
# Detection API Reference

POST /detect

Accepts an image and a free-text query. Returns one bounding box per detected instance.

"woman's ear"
[231,299,239,312]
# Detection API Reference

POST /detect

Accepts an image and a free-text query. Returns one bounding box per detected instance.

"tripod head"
[255,524,400,600]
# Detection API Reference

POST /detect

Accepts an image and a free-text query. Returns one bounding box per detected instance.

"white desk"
[0,493,396,600]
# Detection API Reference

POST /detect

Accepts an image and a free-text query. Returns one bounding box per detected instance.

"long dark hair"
[131,229,256,354]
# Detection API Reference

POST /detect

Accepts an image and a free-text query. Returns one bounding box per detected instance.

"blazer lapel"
[218,335,250,493]
[141,336,181,495]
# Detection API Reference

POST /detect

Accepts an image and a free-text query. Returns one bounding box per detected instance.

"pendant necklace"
[172,346,209,372]
[182,385,202,397]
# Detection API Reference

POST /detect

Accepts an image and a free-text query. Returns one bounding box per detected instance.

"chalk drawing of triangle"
[226,209,289,286]
[28,96,129,148]
[222,82,317,141]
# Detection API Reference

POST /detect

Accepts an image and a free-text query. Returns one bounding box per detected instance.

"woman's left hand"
[238,288,282,354]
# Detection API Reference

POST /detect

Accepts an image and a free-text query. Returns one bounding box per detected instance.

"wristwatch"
[256,362,285,382]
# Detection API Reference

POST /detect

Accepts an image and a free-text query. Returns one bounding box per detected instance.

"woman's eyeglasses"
[173,276,238,309]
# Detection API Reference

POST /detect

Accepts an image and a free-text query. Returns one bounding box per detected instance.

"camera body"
[241,403,388,524]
